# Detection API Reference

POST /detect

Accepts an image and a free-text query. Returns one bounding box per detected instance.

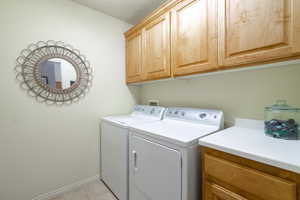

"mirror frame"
[15,41,93,105]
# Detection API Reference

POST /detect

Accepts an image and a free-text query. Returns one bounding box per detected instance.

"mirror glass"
[39,58,77,89]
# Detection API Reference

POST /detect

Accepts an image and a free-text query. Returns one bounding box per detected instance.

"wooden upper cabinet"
[126,31,143,83]
[171,0,218,76]
[125,0,300,83]
[143,13,171,80]
[218,0,300,67]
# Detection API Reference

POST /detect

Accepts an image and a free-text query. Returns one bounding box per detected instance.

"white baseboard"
[31,175,100,200]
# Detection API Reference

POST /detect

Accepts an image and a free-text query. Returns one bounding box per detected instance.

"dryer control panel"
[165,107,224,129]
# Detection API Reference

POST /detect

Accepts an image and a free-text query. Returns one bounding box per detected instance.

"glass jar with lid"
[265,100,300,140]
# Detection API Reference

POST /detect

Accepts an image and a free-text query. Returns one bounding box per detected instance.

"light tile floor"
[49,180,117,200]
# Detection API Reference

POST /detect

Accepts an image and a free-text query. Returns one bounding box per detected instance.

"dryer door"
[129,134,182,200]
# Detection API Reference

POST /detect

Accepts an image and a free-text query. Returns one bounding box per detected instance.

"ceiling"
[72,0,168,24]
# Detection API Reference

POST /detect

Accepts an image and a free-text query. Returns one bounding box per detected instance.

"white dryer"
[100,105,165,200]
[128,107,224,200]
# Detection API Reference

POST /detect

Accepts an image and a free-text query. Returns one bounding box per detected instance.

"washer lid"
[129,119,220,147]
[102,115,162,127]
[102,105,165,127]
[102,105,166,127]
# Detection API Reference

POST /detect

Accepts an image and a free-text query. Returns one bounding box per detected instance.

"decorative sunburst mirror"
[15,41,93,105]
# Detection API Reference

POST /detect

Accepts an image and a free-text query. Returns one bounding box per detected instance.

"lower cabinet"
[205,183,248,200]
[202,147,299,200]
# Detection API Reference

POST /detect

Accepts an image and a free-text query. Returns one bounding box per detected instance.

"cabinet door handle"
[132,150,138,172]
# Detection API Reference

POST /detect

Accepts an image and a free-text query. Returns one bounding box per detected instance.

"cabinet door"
[171,0,218,76]
[143,13,171,80]
[205,183,248,200]
[126,31,143,83]
[218,0,300,67]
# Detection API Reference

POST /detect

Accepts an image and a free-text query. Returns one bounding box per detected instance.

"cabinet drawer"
[206,183,248,200]
[204,154,296,200]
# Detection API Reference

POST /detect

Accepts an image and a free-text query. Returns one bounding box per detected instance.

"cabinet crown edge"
[124,0,180,37]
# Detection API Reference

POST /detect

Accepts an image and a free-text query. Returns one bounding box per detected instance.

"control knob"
[199,113,207,119]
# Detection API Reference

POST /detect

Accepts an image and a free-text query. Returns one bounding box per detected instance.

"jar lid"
[265,100,300,111]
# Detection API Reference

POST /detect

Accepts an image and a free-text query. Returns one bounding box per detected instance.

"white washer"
[100,105,165,200]
[128,107,224,200]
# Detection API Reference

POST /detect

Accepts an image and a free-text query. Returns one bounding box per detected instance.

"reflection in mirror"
[39,58,77,89]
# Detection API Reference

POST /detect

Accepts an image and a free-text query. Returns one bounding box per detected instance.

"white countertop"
[198,119,300,174]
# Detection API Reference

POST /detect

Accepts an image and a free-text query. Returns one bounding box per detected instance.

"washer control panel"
[133,105,165,119]
[165,107,224,128]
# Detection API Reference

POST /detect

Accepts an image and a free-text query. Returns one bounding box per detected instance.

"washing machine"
[100,105,165,200]
[128,107,224,200]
